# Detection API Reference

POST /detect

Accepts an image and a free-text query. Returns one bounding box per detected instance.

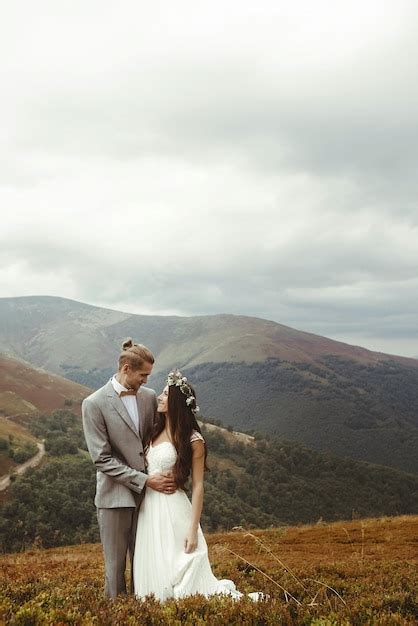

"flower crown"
[167,370,200,416]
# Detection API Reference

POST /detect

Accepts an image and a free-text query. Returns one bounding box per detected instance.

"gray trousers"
[97,507,140,598]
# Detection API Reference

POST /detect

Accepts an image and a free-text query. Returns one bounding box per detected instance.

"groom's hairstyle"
[118,338,155,371]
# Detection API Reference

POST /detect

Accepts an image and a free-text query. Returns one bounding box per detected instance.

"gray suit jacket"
[82,379,158,508]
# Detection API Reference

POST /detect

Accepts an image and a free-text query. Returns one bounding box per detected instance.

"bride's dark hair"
[151,383,208,489]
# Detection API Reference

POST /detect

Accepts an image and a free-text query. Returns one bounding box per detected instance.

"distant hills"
[1,295,418,474]
[1,296,415,375]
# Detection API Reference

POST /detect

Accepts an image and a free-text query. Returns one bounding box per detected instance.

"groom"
[82,338,176,598]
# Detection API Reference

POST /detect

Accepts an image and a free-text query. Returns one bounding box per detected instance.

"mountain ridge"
[1,295,417,371]
[1,295,418,474]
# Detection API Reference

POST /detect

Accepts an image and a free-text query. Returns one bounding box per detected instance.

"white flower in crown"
[182,376,188,383]
[167,371,183,387]
[186,396,195,406]
[193,406,200,414]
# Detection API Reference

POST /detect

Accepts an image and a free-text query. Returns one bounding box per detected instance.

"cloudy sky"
[1,1,417,357]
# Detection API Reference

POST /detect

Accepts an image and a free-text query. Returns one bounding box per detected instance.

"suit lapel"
[105,380,139,439]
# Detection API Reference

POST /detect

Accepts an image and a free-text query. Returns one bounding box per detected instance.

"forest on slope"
[1,409,417,553]
[181,356,418,474]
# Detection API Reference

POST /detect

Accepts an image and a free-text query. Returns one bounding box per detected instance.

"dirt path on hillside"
[1,412,32,420]
[199,420,255,445]
[0,442,45,491]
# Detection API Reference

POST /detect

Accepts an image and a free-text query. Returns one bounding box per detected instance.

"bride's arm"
[184,440,205,553]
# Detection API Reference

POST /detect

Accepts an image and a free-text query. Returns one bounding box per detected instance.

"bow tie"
[119,390,137,397]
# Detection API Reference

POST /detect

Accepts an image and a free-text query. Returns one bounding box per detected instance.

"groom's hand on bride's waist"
[146,472,177,494]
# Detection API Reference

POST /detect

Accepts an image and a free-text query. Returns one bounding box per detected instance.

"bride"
[133,370,252,601]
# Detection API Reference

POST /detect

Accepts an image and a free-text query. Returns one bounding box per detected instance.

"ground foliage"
[28,410,87,457]
[0,436,37,465]
[0,516,417,625]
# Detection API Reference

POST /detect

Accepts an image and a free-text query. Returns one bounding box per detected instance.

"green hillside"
[179,357,418,474]
[1,410,417,553]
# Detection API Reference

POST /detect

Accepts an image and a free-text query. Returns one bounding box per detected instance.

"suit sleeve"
[82,397,148,494]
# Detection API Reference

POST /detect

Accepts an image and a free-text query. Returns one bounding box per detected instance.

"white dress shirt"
[111,375,140,433]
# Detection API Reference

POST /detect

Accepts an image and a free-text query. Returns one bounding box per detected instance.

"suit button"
[139,452,144,456]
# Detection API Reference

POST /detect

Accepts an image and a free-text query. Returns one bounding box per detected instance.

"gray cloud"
[1,1,418,357]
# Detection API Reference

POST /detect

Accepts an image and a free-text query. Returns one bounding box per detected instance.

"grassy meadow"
[1,515,417,625]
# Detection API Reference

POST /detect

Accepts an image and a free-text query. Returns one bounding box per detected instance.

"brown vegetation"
[0,356,90,417]
[1,515,416,624]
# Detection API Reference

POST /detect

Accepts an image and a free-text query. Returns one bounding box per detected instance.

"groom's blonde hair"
[118,338,154,371]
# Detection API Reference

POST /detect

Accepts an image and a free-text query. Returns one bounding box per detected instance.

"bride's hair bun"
[122,337,134,351]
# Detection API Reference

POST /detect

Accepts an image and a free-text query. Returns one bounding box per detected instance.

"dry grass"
[0,356,89,416]
[1,515,417,624]
[0,417,37,442]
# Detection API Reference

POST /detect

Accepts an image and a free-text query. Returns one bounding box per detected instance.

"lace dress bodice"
[146,431,205,476]
[147,441,177,476]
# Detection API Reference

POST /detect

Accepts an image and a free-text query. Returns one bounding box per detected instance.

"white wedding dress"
[133,432,243,601]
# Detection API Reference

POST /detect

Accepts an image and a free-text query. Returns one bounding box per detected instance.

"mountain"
[1,295,418,473]
[1,296,415,375]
